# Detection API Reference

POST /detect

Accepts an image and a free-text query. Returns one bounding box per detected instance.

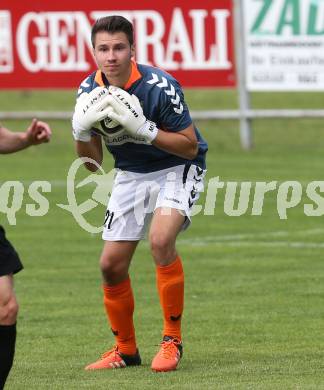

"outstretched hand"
[25,118,52,145]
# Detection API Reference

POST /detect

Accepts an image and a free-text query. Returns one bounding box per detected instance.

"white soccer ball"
[100,112,123,135]
[92,89,124,137]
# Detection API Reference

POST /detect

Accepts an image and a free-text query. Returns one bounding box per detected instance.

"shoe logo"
[111,328,119,336]
[170,314,182,321]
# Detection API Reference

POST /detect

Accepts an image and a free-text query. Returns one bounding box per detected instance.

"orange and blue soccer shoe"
[85,346,141,370]
[151,336,183,372]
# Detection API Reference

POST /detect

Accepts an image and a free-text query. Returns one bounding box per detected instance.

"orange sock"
[103,277,137,355]
[156,256,184,340]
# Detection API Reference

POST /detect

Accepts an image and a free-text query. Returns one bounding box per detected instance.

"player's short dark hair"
[91,15,134,48]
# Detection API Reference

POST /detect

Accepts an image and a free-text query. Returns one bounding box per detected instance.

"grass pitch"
[1,89,324,389]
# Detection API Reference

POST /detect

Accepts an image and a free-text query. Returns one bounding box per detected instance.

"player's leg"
[85,241,141,370]
[149,207,184,265]
[100,240,139,354]
[149,164,206,371]
[0,274,19,389]
[85,170,148,370]
[100,240,138,285]
[149,208,185,372]
[0,226,23,387]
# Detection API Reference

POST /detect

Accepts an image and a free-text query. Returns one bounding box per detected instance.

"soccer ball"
[94,89,124,137]
[99,115,123,135]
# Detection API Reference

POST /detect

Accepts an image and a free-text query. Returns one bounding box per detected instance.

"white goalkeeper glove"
[107,86,158,143]
[72,87,112,142]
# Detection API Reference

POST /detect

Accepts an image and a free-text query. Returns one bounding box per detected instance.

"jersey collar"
[95,60,142,90]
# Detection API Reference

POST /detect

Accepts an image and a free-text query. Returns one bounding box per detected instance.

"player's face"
[93,31,134,84]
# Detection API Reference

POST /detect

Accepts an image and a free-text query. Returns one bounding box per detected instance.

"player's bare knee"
[150,233,175,263]
[0,296,18,325]
[101,265,121,282]
[100,255,128,284]
[7,297,19,323]
[100,260,117,276]
[0,290,9,306]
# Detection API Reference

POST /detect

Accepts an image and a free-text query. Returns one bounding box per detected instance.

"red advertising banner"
[0,1,235,89]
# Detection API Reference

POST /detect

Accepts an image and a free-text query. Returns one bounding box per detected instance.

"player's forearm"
[0,127,30,154]
[75,136,103,172]
[152,130,198,160]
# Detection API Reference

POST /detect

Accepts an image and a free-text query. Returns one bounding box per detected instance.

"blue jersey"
[76,62,208,173]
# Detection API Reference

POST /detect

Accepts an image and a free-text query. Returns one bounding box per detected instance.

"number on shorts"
[104,209,115,229]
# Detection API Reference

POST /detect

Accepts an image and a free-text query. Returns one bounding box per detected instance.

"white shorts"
[102,164,206,241]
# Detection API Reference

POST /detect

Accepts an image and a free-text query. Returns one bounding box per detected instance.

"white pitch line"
[178,228,324,244]
[1,180,103,188]
[177,240,324,249]
[0,180,68,187]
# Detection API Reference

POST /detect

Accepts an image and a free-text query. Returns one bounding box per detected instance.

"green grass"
[1,89,324,389]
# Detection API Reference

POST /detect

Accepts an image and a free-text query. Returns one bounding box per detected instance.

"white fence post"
[233,0,253,150]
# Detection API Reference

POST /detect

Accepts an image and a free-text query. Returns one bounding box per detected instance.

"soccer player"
[72,15,208,372]
[0,119,51,389]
